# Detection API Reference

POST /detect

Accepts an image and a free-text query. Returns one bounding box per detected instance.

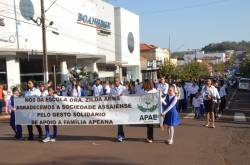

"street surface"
[0,89,249,165]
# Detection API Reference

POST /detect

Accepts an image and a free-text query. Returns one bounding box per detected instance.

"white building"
[183,51,226,64]
[0,0,140,88]
[140,43,169,80]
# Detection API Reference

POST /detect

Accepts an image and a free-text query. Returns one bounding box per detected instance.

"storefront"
[0,0,140,88]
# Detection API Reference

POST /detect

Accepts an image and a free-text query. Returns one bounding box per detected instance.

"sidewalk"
[0,112,10,121]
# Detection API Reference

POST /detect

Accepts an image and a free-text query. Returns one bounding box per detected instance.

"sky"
[109,0,250,52]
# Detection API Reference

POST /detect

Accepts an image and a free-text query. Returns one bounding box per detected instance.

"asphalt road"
[0,89,249,165]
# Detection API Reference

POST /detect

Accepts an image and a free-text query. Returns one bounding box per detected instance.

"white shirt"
[110,85,125,96]
[25,88,41,97]
[40,90,48,97]
[190,84,199,95]
[192,96,202,108]
[157,83,169,95]
[135,84,143,94]
[103,85,111,95]
[219,85,227,97]
[123,87,130,96]
[92,84,103,96]
[178,87,185,100]
[143,88,158,94]
[202,85,220,102]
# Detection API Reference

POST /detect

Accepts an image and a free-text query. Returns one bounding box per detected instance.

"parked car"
[238,78,250,91]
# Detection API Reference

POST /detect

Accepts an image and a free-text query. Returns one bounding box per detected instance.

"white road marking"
[226,88,237,110]
[234,112,247,122]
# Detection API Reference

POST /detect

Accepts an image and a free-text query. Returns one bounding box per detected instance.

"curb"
[0,115,10,122]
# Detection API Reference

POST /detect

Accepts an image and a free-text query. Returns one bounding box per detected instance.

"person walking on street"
[157,77,169,96]
[43,87,58,143]
[8,87,22,140]
[142,79,158,143]
[92,78,103,96]
[110,78,125,142]
[161,85,180,145]
[202,79,220,128]
[25,80,43,141]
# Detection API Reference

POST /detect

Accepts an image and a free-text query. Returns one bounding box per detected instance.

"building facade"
[140,43,169,80]
[0,0,140,88]
[183,51,226,64]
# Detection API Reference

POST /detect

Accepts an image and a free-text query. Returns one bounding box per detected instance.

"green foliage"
[240,59,250,78]
[181,61,210,80]
[158,61,210,81]
[202,41,250,53]
[158,61,179,79]
[213,63,225,74]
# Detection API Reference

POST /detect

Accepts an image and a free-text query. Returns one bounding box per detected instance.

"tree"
[240,59,250,78]
[213,63,225,75]
[202,41,250,53]
[158,61,210,81]
[181,61,210,81]
[158,61,178,79]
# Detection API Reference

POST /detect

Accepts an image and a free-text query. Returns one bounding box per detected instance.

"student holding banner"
[8,87,22,140]
[110,78,125,142]
[161,85,180,145]
[25,80,43,141]
[43,87,58,143]
[142,80,158,143]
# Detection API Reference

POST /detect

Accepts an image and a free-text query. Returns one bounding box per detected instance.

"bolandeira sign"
[77,13,111,30]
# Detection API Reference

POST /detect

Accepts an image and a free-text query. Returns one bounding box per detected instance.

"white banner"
[15,93,161,125]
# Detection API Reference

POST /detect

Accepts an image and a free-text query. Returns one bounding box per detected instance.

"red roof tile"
[140,43,157,51]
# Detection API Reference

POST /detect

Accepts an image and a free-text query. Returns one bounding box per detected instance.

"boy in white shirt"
[192,92,202,119]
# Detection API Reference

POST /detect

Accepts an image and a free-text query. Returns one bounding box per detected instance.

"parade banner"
[15,93,161,125]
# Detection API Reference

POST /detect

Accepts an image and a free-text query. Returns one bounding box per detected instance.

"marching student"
[110,78,125,142]
[59,84,68,96]
[161,85,180,145]
[142,79,158,143]
[39,83,48,97]
[192,92,202,119]
[102,81,111,95]
[189,81,199,106]
[202,79,220,128]
[8,87,22,139]
[25,79,43,141]
[43,87,58,143]
[157,77,169,96]
[68,79,81,97]
[218,80,227,114]
[92,78,103,96]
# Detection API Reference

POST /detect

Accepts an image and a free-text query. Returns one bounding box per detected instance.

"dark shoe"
[28,137,34,141]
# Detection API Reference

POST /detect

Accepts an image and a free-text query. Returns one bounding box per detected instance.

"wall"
[0,0,116,62]
[114,8,140,66]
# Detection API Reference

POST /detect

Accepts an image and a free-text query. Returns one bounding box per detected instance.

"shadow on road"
[0,134,165,143]
[2,155,139,165]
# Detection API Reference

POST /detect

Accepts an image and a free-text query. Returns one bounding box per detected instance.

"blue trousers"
[117,125,125,138]
[0,100,3,114]
[45,125,57,138]
[9,111,22,139]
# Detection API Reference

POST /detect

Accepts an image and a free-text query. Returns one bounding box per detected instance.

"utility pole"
[169,35,171,62]
[194,49,197,61]
[41,0,49,84]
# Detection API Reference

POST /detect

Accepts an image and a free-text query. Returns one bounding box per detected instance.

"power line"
[45,0,59,13]
[0,14,39,27]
